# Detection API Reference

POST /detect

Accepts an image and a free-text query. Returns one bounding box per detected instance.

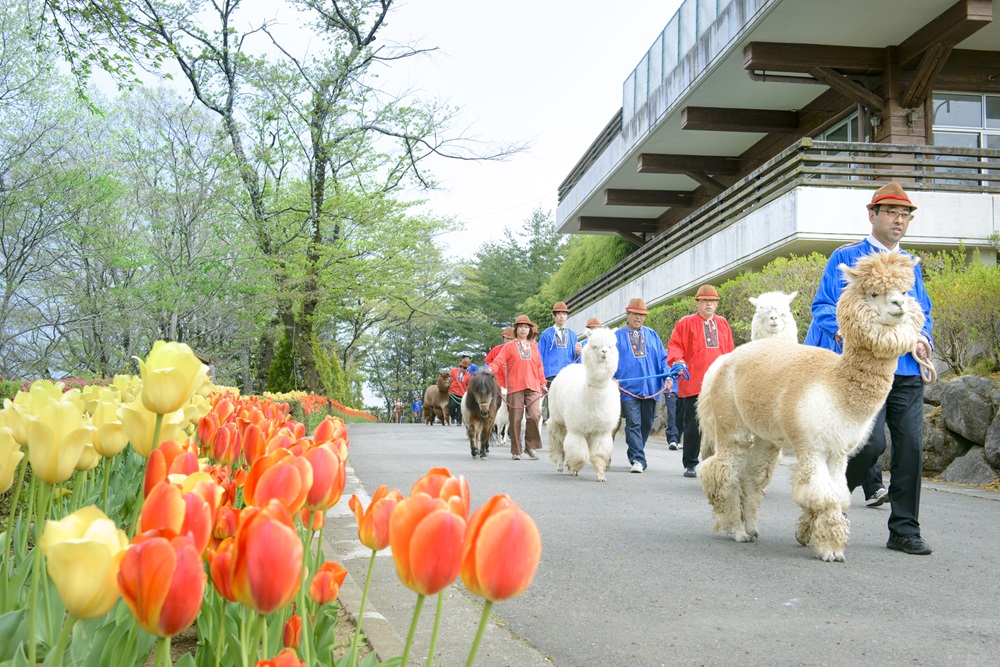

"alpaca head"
[837,252,924,360]
[581,327,619,381]
[749,291,798,341]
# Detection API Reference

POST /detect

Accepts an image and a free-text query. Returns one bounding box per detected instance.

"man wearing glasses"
[804,182,935,555]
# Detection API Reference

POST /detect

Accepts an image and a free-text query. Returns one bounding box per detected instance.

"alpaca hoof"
[733,530,754,543]
[817,550,845,563]
[571,470,579,476]
[479,451,488,459]
[471,448,478,458]
[596,475,606,482]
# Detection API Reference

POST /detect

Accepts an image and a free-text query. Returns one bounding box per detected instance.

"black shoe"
[887,533,932,555]
[683,467,697,478]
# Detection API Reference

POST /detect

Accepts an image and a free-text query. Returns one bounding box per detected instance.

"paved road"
[323,422,1000,667]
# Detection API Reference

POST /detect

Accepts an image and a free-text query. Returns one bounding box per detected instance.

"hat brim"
[867,198,917,212]
[625,308,648,314]
[694,296,720,301]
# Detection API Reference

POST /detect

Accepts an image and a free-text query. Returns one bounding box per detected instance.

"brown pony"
[423,370,451,426]
[462,369,501,458]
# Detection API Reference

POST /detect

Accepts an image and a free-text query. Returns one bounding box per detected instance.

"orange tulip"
[197,411,220,452]
[411,467,470,519]
[207,539,237,602]
[283,613,302,648]
[139,481,213,555]
[389,493,466,596]
[349,486,403,552]
[144,439,199,497]
[243,449,313,514]
[312,416,346,444]
[230,500,303,614]
[461,495,541,602]
[254,647,306,667]
[309,561,348,606]
[242,421,266,466]
[118,531,206,637]
[302,445,345,512]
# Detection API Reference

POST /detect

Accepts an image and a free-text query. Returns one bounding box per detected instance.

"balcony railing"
[565,139,1000,311]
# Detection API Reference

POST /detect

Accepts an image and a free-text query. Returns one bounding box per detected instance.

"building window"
[931,92,1000,186]
[810,112,866,180]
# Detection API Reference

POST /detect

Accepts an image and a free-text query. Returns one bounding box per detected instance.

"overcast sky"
[374,0,684,256]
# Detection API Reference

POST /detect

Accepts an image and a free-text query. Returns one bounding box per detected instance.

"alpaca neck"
[585,360,616,387]
[834,345,897,418]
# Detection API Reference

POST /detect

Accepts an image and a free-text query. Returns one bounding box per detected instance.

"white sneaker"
[630,461,643,473]
[668,442,679,450]
[866,487,889,507]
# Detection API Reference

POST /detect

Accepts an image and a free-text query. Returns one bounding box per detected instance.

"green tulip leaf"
[0,610,29,661]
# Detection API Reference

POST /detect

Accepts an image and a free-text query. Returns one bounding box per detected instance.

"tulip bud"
[309,561,348,606]
[136,340,209,414]
[461,495,541,602]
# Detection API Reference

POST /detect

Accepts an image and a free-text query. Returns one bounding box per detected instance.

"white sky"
[374,0,684,256]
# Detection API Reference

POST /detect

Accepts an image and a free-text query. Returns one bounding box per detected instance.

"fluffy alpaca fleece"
[697,252,924,562]
[547,327,620,482]
[750,291,798,342]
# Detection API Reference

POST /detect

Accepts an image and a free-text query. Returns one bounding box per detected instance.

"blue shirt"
[804,237,933,376]
[538,326,579,378]
[614,326,668,402]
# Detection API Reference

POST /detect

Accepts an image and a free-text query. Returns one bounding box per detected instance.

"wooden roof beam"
[898,0,992,67]
[681,106,799,134]
[684,171,727,195]
[615,230,648,248]
[579,216,658,235]
[807,67,884,112]
[902,43,954,108]
[744,42,885,75]
[604,189,694,207]
[637,153,741,175]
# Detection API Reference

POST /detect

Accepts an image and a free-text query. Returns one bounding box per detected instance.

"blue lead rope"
[614,364,691,383]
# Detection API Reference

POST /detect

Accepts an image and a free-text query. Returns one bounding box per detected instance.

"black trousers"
[449,394,463,424]
[678,396,702,469]
[846,375,924,537]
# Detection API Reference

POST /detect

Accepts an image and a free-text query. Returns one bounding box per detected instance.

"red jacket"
[667,314,735,397]
[449,366,471,396]
[488,341,546,393]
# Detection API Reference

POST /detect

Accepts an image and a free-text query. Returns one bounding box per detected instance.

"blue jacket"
[614,326,668,402]
[804,238,933,376]
[538,326,578,378]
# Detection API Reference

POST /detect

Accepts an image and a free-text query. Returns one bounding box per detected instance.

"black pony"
[461,369,501,459]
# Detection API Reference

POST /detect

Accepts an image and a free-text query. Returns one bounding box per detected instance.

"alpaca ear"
[582,328,592,339]
[749,296,759,307]
[786,291,798,303]
[838,262,858,285]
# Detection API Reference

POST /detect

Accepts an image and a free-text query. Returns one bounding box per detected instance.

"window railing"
[565,139,1000,311]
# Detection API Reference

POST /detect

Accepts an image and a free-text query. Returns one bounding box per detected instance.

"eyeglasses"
[879,208,914,221]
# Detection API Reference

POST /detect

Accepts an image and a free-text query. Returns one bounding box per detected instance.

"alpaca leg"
[810,507,850,562]
[795,508,815,546]
[739,442,781,540]
[791,452,850,562]
[698,453,751,542]
[563,431,588,477]
[589,433,613,483]
[547,420,566,472]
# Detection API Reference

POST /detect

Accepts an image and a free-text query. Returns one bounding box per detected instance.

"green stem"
[28,481,53,666]
[348,550,378,660]
[102,456,112,515]
[399,593,425,667]
[21,474,37,557]
[0,457,28,612]
[50,613,78,667]
[463,600,493,667]
[73,469,89,511]
[296,542,313,666]
[426,591,444,666]
[214,594,226,667]
[151,412,164,454]
[239,605,249,667]
[256,613,267,663]
[156,635,172,667]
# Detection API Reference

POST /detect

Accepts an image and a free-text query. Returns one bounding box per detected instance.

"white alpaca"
[750,291,798,342]
[697,252,925,562]
[547,328,620,482]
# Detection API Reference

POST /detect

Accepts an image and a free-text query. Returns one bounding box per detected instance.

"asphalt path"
[323,422,1000,667]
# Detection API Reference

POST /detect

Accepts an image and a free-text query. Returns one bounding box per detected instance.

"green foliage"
[644,299,697,343]
[267,332,296,393]
[923,250,1000,374]
[0,381,20,402]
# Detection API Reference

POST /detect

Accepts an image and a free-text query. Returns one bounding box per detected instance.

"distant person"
[449,355,472,425]
[488,315,546,460]
[484,327,515,388]
[667,285,735,478]
[576,317,604,361]
[393,397,404,424]
[411,394,422,424]
[614,298,668,473]
[538,301,581,418]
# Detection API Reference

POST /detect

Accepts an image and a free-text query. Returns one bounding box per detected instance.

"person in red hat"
[614,297,669,473]
[538,302,582,418]
[483,326,515,389]
[667,284,735,478]
[804,182,935,556]
[487,315,547,460]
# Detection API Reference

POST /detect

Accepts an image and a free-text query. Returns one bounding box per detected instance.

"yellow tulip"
[25,390,94,484]
[40,505,128,619]
[75,442,102,471]
[136,341,209,414]
[118,397,185,457]
[4,394,32,446]
[112,374,139,402]
[1,427,25,494]
[89,392,129,458]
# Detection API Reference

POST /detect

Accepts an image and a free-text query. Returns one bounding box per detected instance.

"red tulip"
[283,613,302,648]
[144,439,199,497]
[389,493,466,596]
[212,422,241,466]
[243,449,313,514]
[461,495,541,602]
[118,532,206,637]
[207,539,237,602]
[349,486,403,552]
[255,648,306,667]
[302,445,345,512]
[230,500,303,614]
[197,412,220,451]
[313,417,347,444]
[309,561,348,606]
[242,421,266,466]
[139,481,213,555]
[300,508,324,530]
[411,467,470,519]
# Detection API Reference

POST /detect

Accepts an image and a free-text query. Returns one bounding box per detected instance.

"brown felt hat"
[501,327,514,339]
[625,298,648,314]
[695,285,720,301]
[585,317,602,328]
[512,314,538,339]
[551,301,570,313]
[867,182,917,211]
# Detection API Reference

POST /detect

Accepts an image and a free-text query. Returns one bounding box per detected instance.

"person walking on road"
[538,301,581,419]
[448,355,472,426]
[488,314,547,460]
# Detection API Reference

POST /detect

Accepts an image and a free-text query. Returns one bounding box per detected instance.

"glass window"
[932,131,980,186]
[649,35,663,93]
[987,134,1000,149]
[986,96,1000,129]
[932,93,982,128]
[662,17,679,73]
[824,120,850,142]
[678,0,695,55]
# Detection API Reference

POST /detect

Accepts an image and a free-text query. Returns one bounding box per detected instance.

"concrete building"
[556,0,1000,330]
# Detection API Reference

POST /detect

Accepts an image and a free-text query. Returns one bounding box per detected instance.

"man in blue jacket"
[804,182,935,556]
[538,301,581,418]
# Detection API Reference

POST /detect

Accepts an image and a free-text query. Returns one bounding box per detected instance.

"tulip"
[229,499,303,614]
[389,493,466,597]
[0,428,24,494]
[118,531,206,637]
[89,391,129,458]
[255,648,306,667]
[139,481,213,555]
[136,340,209,414]
[207,538,237,602]
[411,467,470,519]
[302,445,345,512]
[119,397,185,457]
[461,494,542,602]
[212,422,241,465]
[39,505,129,619]
[312,416,346,444]
[309,561,348,606]
[25,387,95,484]
[74,442,102,472]
[242,421,267,466]
[144,439,199,497]
[243,449,313,514]
[349,486,403,552]
[283,614,302,649]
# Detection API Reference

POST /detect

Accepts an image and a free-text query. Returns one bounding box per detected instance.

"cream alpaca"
[750,291,799,342]
[697,252,924,562]
[547,327,620,482]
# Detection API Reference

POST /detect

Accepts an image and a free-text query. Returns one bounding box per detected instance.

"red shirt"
[667,314,735,398]
[449,366,471,396]
[488,340,546,393]
[484,343,509,388]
